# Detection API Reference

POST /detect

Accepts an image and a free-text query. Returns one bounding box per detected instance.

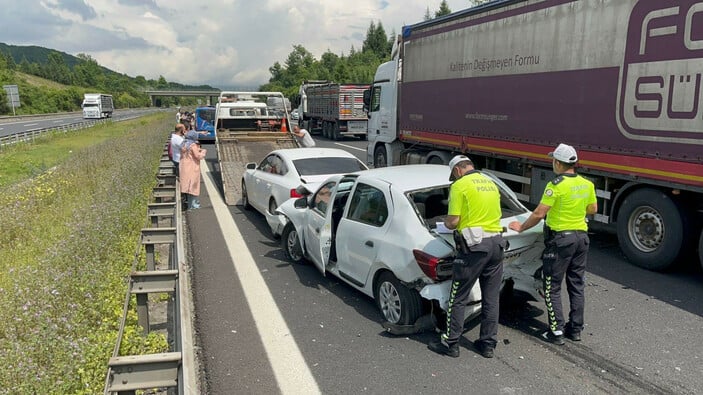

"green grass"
[0,113,173,393]
[0,122,137,187]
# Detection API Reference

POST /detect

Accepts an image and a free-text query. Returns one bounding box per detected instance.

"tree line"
[0,49,209,115]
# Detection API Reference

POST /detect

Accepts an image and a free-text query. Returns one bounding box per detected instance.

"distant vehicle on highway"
[276,164,544,333]
[290,109,300,121]
[241,147,368,236]
[195,106,216,142]
[82,93,114,119]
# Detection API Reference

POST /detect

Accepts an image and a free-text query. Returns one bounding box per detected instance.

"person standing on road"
[292,124,315,147]
[428,155,506,359]
[180,130,208,210]
[509,143,597,345]
[169,123,186,178]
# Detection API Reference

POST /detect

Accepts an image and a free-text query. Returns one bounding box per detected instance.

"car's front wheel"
[281,223,306,264]
[241,180,251,210]
[374,272,423,325]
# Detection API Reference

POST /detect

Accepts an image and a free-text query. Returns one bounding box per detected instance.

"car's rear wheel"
[374,272,423,325]
[281,223,305,264]
[241,180,251,210]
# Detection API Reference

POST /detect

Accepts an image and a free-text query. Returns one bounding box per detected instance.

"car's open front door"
[303,181,338,275]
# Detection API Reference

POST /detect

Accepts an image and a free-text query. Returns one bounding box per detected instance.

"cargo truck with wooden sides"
[214,91,297,205]
[364,0,703,271]
[298,81,369,140]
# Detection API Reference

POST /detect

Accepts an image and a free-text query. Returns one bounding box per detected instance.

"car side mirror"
[294,197,308,209]
[246,162,256,170]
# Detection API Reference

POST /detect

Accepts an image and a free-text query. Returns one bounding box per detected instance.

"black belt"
[555,230,587,236]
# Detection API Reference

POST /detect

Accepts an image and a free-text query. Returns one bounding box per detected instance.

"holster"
[543,223,555,246]
[453,230,470,255]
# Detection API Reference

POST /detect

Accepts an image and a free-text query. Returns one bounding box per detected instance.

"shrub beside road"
[0,114,172,393]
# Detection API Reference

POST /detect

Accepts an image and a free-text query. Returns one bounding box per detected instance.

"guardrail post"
[153,186,176,203]
[156,174,176,186]
[130,270,178,335]
[107,352,181,393]
[147,203,176,227]
[140,228,176,271]
[159,160,174,176]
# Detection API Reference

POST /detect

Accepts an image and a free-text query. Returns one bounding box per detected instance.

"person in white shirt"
[292,125,315,147]
[170,123,186,177]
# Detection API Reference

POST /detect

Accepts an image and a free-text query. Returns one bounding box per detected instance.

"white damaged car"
[276,164,544,334]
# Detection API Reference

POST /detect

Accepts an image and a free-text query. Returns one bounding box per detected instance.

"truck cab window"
[370,87,382,112]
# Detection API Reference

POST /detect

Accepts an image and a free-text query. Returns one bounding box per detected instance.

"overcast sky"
[0,0,475,89]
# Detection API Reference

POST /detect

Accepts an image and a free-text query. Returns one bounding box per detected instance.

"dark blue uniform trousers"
[443,235,504,349]
[542,231,590,334]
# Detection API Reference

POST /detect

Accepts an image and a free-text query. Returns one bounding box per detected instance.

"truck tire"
[616,188,684,271]
[374,145,388,168]
[698,229,703,271]
[322,122,329,139]
[332,123,341,141]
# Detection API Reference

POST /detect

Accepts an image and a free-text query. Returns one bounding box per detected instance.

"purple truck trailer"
[365,0,703,271]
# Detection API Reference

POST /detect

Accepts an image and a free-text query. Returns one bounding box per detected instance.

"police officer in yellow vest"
[428,155,506,359]
[509,143,597,345]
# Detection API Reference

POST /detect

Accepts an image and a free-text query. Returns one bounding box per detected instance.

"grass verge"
[0,114,173,393]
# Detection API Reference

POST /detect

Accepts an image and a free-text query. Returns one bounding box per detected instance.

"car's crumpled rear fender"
[419,280,482,312]
[276,199,308,253]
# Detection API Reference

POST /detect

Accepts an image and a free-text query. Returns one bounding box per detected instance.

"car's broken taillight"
[413,249,440,281]
[290,188,304,198]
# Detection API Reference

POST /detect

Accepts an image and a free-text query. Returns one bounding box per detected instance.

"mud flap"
[381,314,437,335]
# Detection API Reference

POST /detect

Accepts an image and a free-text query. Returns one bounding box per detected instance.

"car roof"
[272,147,361,161]
[355,164,450,191]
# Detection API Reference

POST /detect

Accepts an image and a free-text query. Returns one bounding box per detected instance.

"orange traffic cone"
[280,118,288,133]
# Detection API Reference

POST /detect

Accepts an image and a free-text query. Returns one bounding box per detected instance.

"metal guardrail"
[103,143,196,394]
[0,110,83,122]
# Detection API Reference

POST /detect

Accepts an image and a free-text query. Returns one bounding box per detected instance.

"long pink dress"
[180,143,207,196]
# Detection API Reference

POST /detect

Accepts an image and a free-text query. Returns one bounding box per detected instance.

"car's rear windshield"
[294,158,366,176]
[407,182,528,226]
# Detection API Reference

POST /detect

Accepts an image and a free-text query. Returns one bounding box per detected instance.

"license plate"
[347,120,367,133]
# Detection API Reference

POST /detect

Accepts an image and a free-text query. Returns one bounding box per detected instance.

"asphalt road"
[0,108,162,137]
[188,135,703,394]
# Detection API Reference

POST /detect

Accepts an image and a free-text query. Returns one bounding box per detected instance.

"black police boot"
[542,331,565,345]
[564,323,581,341]
[476,342,495,359]
[428,338,460,358]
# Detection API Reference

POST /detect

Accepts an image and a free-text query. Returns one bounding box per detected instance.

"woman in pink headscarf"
[180,130,207,209]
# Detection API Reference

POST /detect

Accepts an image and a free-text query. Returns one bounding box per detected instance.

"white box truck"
[82,93,114,119]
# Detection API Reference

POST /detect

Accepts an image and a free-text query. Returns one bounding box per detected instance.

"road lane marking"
[200,164,321,394]
[23,123,38,127]
[334,142,366,152]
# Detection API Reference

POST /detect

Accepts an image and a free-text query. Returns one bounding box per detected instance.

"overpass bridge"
[145,90,222,106]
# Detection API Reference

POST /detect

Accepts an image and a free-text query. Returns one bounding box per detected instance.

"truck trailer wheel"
[373,145,388,168]
[698,229,703,271]
[616,188,684,271]
[332,124,341,141]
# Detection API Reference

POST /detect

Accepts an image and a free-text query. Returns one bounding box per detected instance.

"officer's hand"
[508,221,522,232]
